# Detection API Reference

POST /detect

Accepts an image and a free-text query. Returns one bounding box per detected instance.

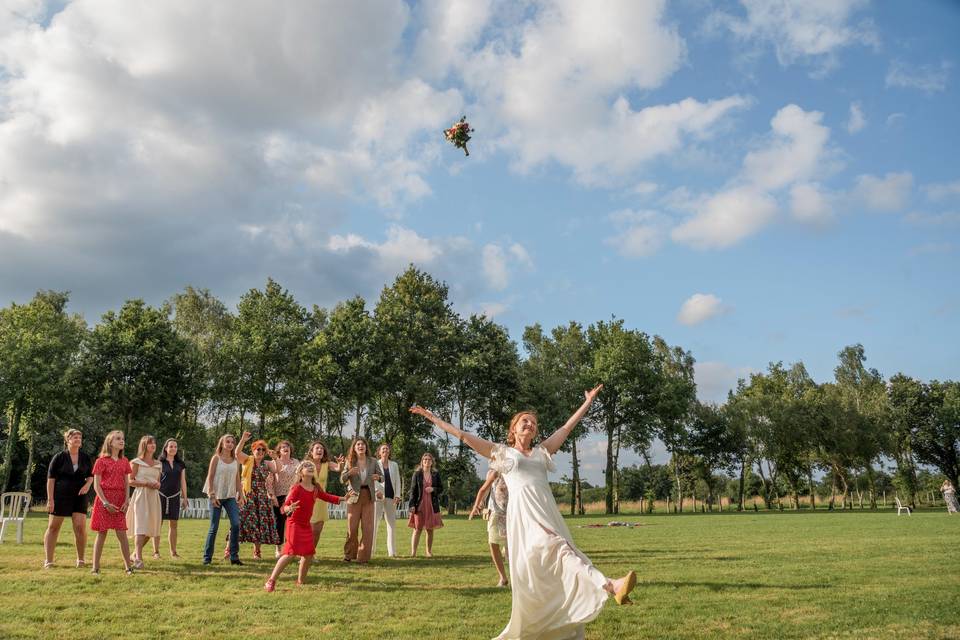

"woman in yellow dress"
[307,440,344,556]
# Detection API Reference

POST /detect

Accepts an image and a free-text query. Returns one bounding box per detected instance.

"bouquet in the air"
[444,116,473,156]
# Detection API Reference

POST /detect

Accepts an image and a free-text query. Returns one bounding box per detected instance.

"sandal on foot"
[43,561,54,569]
[614,570,637,605]
[264,579,275,592]
[76,559,86,568]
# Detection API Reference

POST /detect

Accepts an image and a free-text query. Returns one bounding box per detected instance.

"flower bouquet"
[444,116,474,156]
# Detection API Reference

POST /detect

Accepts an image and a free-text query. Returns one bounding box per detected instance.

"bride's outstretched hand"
[585,384,604,403]
[410,405,437,422]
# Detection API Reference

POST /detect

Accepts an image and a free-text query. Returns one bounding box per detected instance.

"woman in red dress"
[408,452,444,557]
[90,430,134,575]
[264,460,343,591]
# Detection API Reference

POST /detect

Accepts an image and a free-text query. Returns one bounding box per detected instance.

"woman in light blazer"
[340,438,381,564]
[373,443,402,558]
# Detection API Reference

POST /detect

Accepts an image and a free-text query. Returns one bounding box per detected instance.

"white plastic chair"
[895,496,911,516]
[0,492,31,543]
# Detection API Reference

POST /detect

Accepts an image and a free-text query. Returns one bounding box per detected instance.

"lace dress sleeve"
[537,445,557,473]
[489,444,516,475]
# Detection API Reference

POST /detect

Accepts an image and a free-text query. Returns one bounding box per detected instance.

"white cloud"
[477,301,508,318]
[853,172,913,212]
[924,180,960,202]
[509,243,533,268]
[790,182,832,224]
[886,113,905,128]
[694,361,753,403]
[886,60,951,93]
[677,293,730,326]
[846,101,866,133]
[632,181,659,196]
[742,105,832,191]
[444,0,750,183]
[605,209,669,258]
[711,0,877,72]
[479,241,534,291]
[671,186,777,249]
[481,244,510,291]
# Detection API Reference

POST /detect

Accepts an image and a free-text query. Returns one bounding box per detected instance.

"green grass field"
[0,509,957,639]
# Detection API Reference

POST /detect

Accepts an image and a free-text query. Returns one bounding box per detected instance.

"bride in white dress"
[410,384,636,640]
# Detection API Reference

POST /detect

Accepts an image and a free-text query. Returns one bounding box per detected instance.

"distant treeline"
[1,266,956,514]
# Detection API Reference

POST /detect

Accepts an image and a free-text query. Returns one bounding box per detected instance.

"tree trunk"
[21,429,35,493]
[808,468,816,511]
[604,417,615,514]
[0,401,23,494]
[829,472,836,510]
[570,439,580,516]
[612,425,622,515]
[738,459,746,512]
[756,460,770,509]
[674,463,683,514]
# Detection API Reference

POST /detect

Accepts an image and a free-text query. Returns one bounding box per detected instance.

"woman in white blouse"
[202,434,246,565]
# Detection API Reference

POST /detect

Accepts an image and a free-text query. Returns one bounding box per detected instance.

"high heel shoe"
[614,570,637,605]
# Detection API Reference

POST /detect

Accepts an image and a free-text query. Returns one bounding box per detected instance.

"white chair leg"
[0,521,7,543]
[16,521,23,544]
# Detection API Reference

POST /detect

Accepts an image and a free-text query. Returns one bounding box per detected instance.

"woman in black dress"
[156,439,188,558]
[43,429,94,568]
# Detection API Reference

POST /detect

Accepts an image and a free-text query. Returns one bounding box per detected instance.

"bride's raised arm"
[409,406,496,459]
[541,384,603,455]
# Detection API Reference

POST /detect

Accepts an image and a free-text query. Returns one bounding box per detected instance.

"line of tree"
[1,268,957,514]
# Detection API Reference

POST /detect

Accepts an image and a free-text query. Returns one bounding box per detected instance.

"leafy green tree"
[886,373,926,506]
[373,267,458,470]
[230,279,311,439]
[651,336,697,513]
[321,296,376,440]
[0,291,86,492]
[588,320,663,514]
[913,380,960,490]
[76,299,191,439]
[833,345,887,509]
[519,322,591,514]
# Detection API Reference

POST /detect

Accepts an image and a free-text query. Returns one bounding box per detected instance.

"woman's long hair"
[413,452,435,474]
[214,434,236,461]
[308,440,330,464]
[345,437,369,469]
[136,435,156,460]
[99,430,124,458]
[161,438,183,463]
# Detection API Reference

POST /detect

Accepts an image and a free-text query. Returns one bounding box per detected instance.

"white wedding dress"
[489,444,609,640]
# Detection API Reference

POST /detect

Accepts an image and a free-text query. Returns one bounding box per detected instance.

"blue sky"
[1,1,958,482]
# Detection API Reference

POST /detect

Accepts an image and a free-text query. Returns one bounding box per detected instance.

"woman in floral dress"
[238,440,279,558]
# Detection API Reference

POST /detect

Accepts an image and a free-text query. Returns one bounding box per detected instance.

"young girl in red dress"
[264,460,343,591]
[90,430,134,575]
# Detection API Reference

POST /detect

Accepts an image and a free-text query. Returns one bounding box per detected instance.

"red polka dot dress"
[90,456,132,532]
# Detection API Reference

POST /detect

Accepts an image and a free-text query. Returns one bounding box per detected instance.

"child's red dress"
[283,483,340,556]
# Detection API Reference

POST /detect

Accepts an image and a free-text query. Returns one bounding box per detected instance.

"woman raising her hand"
[411,384,637,640]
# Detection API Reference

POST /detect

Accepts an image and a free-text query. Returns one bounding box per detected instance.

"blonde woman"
[89,430,134,575]
[43,429,94,568]
[340,438,380,563]
[127,435,162,569]
[202,433,246,565]
[407,452,443,558]
[306,440,344,556]
[411,385,638,640]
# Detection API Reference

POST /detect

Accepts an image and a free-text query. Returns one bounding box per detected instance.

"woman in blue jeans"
[202,433,247,564]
